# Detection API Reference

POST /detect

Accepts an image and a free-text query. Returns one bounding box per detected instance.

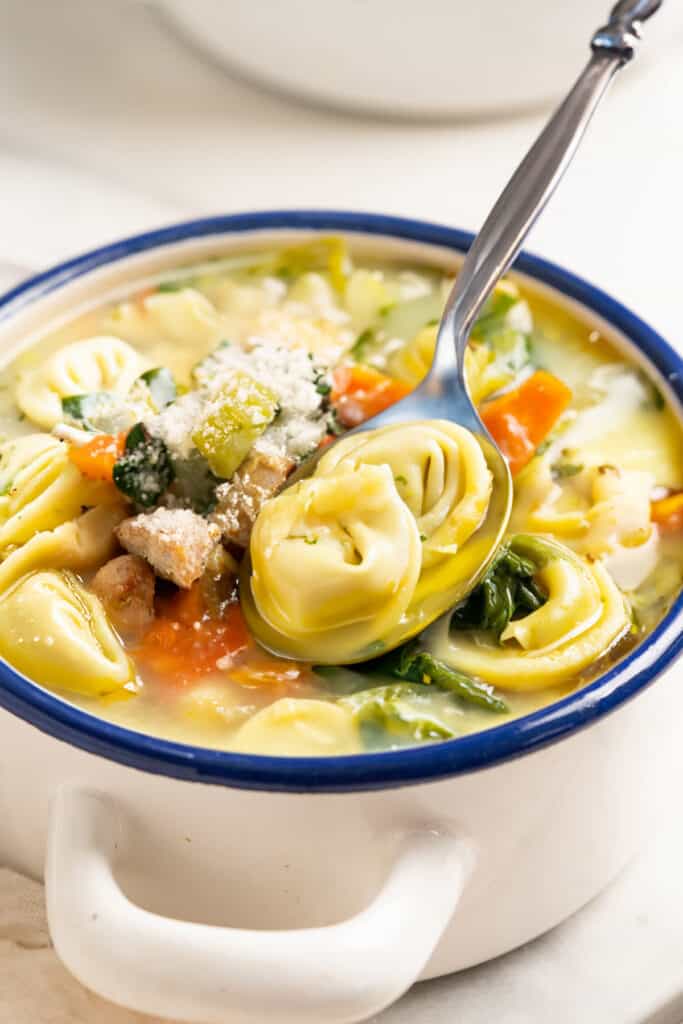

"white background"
[1,2,683,1021]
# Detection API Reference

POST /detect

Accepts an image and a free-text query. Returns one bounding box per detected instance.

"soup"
[0,237,681,755]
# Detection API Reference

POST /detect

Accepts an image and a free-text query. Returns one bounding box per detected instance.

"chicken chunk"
[116,508,220,589]
[211,449,294,548]
[91,554,156,641]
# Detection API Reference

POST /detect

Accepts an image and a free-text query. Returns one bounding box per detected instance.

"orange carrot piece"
[68,432,127,482]
[332,364,411,428]
[480,370,572,476]
[134,587,251,686]
[651,491,683,533]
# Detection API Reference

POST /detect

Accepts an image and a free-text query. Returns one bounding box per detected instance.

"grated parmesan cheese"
[146,340,330,466]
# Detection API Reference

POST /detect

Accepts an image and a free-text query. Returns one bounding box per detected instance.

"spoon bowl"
[242,0,663,661]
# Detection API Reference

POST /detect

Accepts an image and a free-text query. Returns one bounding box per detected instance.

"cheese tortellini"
[0,434,114,549]
[248,421,493,662]
[428,535,631,690]
[511,457,658,589]
[105,288,224,352]
[232,698,360,756]
[15,337,143,429]
[249,463,422,663]
[0,570,134,697]
[0,503,128,594]
[317,421,492,604]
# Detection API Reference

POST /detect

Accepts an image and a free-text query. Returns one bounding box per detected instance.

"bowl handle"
[45,785,473,1023]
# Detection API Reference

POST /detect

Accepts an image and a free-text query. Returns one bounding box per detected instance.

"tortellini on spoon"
[15,337,143,429]
[0,570,134,697]
[427,535,631,690]
[249,463,422,663]
[246,420,494,663]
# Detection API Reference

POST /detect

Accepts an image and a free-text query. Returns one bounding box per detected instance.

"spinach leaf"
[451,543,547,639]
[170,452,222,514]
[112,423,175,507]
[340,684,457,745]
[368,643,508,713]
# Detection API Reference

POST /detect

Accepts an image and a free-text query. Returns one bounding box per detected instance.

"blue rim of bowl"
[0,210,681,793]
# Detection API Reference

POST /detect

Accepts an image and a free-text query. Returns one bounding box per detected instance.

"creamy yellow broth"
[0,241,680,756]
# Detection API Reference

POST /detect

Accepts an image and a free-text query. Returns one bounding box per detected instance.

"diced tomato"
[480,370,572,476]
[332,364,411,427]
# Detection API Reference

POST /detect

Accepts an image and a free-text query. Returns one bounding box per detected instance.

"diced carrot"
[134,586,251,686]
[332,364,411,427]
[651,491,683,533]
[68,432,127,482]
[136,285,156,306]
[480,370,572,476]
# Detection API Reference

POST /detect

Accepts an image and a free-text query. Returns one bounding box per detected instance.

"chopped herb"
[304,537,318,545]
[311,366,332,396]
[452,541,547,640]
[138,367,177,411]
[394,474,408,486]
[552,462,583,480]
[420,534,427,542]
[113,423,175,507]
[535,438,552,456]
[326,408,345,436]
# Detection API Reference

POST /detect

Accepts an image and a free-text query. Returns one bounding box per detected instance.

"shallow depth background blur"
[0,2,683,1023]
[0,0,682,340]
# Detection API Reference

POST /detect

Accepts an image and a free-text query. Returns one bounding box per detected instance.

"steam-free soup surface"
[0,238,680,755]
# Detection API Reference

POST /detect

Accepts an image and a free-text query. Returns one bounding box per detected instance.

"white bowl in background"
[156,0,682,119]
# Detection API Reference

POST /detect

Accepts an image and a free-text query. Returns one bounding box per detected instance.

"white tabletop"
[1,2,683,1021]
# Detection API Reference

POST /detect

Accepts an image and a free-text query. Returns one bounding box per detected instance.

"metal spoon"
[242,0,662,661]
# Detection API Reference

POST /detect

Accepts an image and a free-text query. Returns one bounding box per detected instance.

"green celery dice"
[192,372,278,479]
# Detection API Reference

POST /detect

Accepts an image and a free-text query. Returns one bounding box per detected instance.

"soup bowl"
[0,211,682,1024]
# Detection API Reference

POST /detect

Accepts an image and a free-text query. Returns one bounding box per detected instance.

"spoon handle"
[438,0,663,371]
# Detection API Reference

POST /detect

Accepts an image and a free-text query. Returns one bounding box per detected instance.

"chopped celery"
[261,237,350,294]
[471,290,519,342]
[382,292,445,341]
[138,367,177,410]
[345,269,392,330]
[61,392,122,431]
[192,372,278,479]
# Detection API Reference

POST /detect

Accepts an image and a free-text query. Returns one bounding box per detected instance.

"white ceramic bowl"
[155,0,682,118]
[1,212,682,1023]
